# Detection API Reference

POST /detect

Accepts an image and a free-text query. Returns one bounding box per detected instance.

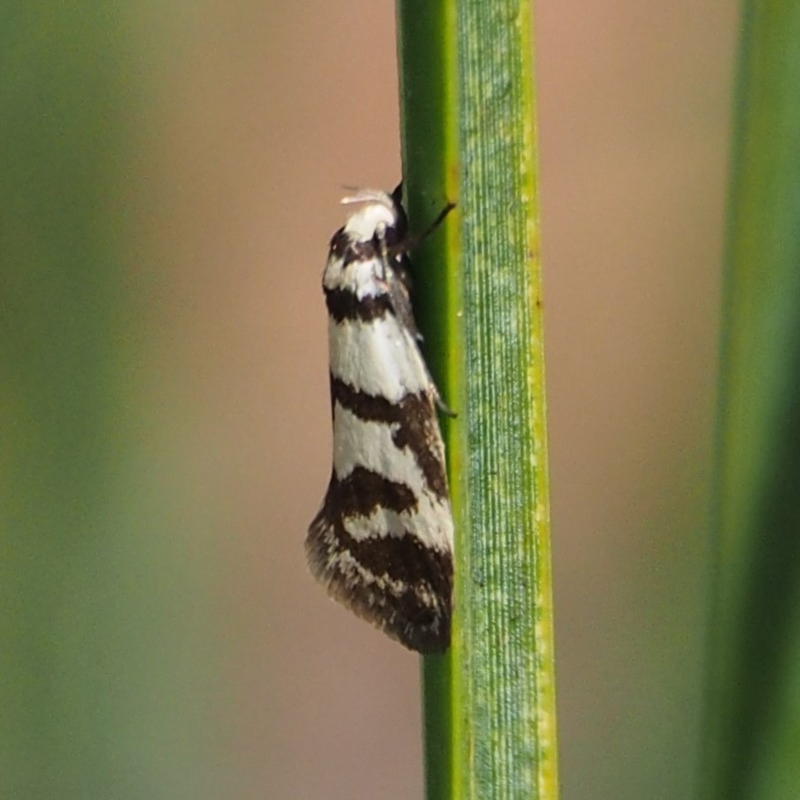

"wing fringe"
[306,507,452,654]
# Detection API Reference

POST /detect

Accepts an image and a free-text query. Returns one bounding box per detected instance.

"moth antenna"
[390,200,456,258]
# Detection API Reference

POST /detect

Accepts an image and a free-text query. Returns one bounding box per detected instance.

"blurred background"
[1,1,738,798]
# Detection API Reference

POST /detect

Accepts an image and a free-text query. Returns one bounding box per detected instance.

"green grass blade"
[397,3,459,797]
[397,2,558,798]
[703,5,800,800]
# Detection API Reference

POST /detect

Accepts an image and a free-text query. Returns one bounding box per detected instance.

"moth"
[306,186,455,653]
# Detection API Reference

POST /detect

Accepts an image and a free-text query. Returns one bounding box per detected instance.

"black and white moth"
[306,186,454,654]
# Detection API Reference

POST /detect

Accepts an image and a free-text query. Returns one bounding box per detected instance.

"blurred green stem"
[703,6,800,800]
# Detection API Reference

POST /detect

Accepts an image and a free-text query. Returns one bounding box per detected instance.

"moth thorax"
[342,199,398,243]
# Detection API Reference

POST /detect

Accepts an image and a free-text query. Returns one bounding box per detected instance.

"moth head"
[340,188,407,246]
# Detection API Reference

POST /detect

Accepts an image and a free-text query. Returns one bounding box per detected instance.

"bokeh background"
[2,2,739,798]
